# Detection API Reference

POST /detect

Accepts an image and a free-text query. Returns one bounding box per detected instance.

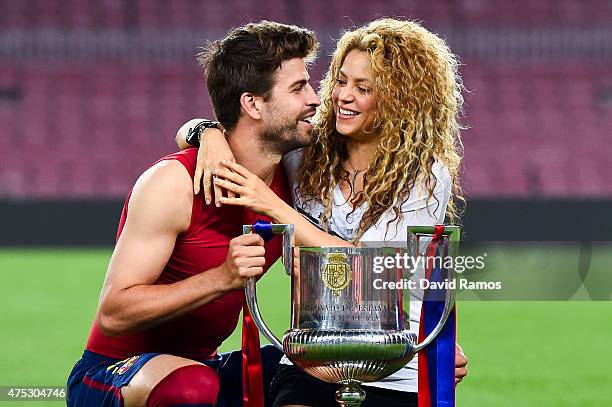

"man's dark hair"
[198,21,319,131]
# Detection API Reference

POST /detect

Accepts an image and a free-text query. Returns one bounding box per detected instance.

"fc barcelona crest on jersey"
[322,252,352,296]
[116,355,140,375]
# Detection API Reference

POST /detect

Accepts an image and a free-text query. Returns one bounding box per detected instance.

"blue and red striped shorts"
[67,351,160,406]
[67,346,283,407]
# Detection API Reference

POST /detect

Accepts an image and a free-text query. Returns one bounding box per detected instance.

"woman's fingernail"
[205,199,211,205]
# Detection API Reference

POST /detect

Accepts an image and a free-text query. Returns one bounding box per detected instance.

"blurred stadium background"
[1,0,611,405]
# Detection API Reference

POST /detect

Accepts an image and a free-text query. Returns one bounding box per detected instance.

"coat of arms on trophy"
[322,252,352,296]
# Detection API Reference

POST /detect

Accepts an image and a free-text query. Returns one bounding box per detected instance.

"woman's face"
[332,49,377,142]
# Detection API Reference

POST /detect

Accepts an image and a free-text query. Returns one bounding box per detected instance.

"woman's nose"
[338,87,354,102]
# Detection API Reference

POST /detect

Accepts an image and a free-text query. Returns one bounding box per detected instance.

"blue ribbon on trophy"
[418,225,456,407]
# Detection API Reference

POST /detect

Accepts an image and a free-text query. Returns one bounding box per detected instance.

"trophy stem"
[335,380,366,407]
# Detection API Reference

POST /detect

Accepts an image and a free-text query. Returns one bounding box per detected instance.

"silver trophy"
[244,224,457,407]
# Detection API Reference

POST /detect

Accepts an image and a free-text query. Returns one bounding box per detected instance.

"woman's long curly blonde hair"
[298,18,464,241]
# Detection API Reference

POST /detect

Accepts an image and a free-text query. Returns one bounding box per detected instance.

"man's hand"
[455,343,468,385]
[220,234,266,289]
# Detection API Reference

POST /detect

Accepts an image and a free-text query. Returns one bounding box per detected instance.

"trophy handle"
[243,223,294,352]
[412,278,456,353]
[408,226,459,353]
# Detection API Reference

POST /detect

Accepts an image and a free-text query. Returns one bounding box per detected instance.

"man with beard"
[67,21,320,407]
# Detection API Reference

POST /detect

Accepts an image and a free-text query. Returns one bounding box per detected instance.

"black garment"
[271,365,418,407]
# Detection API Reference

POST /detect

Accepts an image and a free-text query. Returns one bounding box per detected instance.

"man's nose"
[305,84,321,107]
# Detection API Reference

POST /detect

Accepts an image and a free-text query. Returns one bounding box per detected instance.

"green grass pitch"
[0,248,611,406]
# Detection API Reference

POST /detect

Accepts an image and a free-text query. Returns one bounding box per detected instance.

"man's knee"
[146,364,219,407]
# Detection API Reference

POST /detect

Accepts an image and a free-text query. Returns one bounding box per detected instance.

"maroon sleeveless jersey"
[85,149,291,360]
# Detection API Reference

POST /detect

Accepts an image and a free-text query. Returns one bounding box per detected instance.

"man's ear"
[239,92,264,120]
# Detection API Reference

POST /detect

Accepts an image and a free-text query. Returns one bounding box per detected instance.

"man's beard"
[260,118,311,156]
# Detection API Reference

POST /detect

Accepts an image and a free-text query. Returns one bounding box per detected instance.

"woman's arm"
[271,196,354,247]
[214,161,353,247]
[176,121,351,246]
[175,118,235,205]
[175,119,204,150]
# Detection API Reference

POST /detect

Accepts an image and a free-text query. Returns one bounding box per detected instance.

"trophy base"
[336,381,366,407]
[283,329,417,383]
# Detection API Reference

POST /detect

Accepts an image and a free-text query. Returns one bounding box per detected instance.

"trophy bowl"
[282,328,417,383]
